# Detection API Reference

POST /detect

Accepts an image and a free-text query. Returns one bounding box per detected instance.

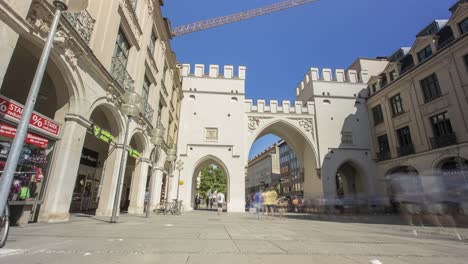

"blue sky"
[163,0,456,158]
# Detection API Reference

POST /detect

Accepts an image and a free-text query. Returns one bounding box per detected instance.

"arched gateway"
[174,64,376,212]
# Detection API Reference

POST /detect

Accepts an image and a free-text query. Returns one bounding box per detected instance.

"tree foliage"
[198,165,227,198]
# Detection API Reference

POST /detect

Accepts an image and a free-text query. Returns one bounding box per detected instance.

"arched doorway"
[0,37,75,223]
[335,162,364,198]
[436,157,468,204]
[70,104,123,215]
[190,156,229,211]
[247,120,320,201]
[385,166,420,214]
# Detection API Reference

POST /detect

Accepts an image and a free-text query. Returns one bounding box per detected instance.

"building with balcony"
[366,1,468,196]
[245,143,280,198]
[0,0,182,224]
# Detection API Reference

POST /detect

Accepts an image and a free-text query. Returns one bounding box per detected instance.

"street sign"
[93,125,115,143]
[0,95,61,138]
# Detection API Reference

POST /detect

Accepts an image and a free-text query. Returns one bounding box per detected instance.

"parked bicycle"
[153,199,184,215]
[0,204,10,248]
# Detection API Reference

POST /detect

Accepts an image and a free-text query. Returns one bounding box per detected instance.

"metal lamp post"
[175,159,184,203]
[145,127,164,218]
[110,91,143,223]
[0,0,88,217]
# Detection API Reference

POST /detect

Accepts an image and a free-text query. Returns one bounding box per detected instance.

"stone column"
[95,144,126,217]
[0,0,33,88]
[38,117,88,223]
[151,167,164,208]
[127,160,149,215]
[149,151,166,208]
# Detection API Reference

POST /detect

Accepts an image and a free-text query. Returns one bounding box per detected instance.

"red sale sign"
[0,123,49,149]
[0,95,61,138]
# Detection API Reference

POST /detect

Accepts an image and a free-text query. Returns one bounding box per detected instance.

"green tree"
[198,165,227,198]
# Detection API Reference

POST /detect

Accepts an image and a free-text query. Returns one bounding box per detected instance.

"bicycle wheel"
[0,206,10,248]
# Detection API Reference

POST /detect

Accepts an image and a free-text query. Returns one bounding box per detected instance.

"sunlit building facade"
[366,1,468,208]
[0,0,182,224]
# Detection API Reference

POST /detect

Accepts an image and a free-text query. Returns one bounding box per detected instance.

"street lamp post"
[145,127,164,218]
[110,91,143,223]
[0,0,89,217]
[176,159,184,203]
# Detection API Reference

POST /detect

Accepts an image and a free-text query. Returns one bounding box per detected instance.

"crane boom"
[171,0,318,37]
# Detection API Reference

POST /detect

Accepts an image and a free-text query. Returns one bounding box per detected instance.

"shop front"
[70,123,117,215]
[0,95,61,225]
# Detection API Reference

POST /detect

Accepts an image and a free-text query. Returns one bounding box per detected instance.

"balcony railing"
[63,10,95,44]
[376,151,391,162]
[111,57,135,92]
[397,144,415,157]
[142,101,155,123]
[431,133,457,149]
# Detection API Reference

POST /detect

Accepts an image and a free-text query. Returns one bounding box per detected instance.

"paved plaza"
[1,211,468,263]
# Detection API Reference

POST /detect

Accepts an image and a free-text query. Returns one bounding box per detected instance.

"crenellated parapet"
[245,99,315,115]
[181,64,246,79]
[295,67,370,95]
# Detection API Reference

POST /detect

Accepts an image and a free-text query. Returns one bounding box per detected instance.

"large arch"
[190,155,230,210]
[1,35,83,223]
[246,119,322,199]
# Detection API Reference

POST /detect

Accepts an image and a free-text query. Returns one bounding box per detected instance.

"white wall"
[176,64,247,212]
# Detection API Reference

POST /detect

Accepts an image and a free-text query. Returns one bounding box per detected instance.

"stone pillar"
[127,160,149,215]
[0,0,34,88]
[38,118,88,222]
[151,167,164,208]
[149,151,166,208]
[95,144,126,217]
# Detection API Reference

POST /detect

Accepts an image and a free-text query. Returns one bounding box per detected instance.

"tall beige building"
[0,0,182,223]
[366,1,468,199]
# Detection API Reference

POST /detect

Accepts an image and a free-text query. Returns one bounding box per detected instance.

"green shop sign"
[128,148,141,159]
[93,126,116,143]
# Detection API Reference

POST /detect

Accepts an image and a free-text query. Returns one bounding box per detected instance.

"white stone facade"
[0,0,182,223]
[175,60,387,212]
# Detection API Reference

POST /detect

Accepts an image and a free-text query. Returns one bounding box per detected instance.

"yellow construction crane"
[171,0,318,37]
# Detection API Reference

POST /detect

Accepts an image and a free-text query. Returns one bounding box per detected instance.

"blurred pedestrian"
[195,193,201,210]
[216,191,225,216]
[253,188,264,220]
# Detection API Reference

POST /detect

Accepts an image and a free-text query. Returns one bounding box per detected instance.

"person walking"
[82,183,92,212]
[195,193,200,210]
[216,191,225,216]
[263,187,277,218]
[253,189,264,220]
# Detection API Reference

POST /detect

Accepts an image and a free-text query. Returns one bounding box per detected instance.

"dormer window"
[400,55,415,74]
[379,74,388,88]
[371,83,377,93]
[459,18,468,35]
[417,45,433,63]
[389,70,397,81]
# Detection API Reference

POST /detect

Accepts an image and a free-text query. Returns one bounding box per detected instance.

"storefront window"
[0,122,55,222]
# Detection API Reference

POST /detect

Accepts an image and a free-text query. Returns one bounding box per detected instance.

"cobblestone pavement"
[1,211,467,263]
